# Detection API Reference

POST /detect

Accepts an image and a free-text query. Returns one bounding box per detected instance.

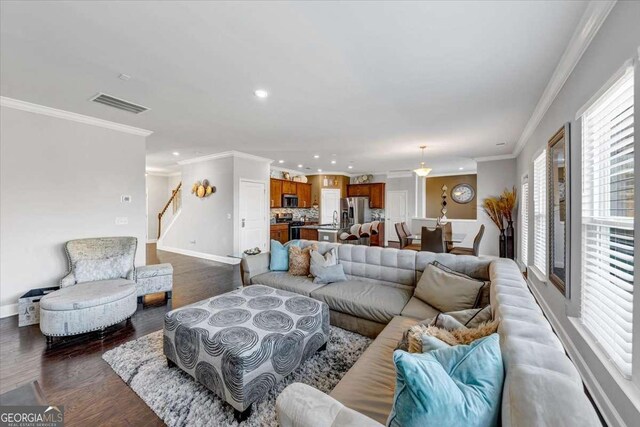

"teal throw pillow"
[269,240,301,271]
[387,334,504,427]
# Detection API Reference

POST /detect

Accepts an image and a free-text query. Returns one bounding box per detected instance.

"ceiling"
[0,1,587,175]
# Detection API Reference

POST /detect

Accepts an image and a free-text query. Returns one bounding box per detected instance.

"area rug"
[103,326,371,426]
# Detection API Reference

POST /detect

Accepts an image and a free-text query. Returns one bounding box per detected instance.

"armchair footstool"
[136,263,174,303]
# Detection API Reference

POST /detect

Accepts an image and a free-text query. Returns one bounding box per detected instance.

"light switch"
[115,217,128,225]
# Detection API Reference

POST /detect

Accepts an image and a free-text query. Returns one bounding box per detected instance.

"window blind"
[533,151,547,276]
[521,177,529,266]
[581,66,634,378]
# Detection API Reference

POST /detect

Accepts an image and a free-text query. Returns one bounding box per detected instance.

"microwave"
[282,194,298,208]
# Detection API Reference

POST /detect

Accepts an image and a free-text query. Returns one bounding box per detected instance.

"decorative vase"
[499,229,506,258]
[506,220,515,260]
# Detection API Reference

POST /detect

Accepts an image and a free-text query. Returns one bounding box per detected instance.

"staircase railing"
[158,182,182,239]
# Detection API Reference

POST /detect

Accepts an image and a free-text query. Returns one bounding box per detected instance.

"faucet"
[332,210,338,228]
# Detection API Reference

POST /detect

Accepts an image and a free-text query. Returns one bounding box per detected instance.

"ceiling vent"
[90,93,149,114]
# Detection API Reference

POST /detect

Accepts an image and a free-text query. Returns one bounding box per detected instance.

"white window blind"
[520,177,529,266]
[581,65,634,378]
[533,151,547,276]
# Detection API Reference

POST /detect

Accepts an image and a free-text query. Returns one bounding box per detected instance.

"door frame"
[238,179,268,254]
[320,188,341,225]
[385,190,409,246]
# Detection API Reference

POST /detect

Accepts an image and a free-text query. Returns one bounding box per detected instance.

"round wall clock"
[451,183,475,204]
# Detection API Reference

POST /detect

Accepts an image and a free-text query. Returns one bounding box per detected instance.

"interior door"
[321,188,341,225]
[240,180,267,252]
[385,190,408,246]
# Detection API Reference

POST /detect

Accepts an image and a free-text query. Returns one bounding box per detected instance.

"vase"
[499,229,506,258]
[506,220,515,260]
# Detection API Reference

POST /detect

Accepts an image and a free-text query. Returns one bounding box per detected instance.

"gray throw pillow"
[312,263,347,284]
[432,261,491,308]
[74,257,129,283]
[310,248,338,278]
[415,263,484,312]
[434,306,493,329]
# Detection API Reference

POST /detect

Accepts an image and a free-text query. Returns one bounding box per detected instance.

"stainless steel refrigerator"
[340,197,371,227]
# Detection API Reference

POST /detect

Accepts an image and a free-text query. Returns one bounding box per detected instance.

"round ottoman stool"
[40,279,137,343]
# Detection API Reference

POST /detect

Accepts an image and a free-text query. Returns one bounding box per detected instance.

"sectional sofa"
[241,241,601,426]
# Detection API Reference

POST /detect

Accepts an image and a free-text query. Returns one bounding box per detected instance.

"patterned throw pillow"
[289,244,317,276]
[74,256,130,283]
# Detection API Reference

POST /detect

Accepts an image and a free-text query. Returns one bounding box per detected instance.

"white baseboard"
[147,239,158,244]
[156,244,240,265]
[1,303,18,318]
[526,278,623,427]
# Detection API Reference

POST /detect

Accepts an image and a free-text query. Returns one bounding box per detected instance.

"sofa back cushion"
[490,259,601,427]
[415,252,491,282]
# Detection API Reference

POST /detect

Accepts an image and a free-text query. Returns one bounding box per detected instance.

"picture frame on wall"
[547,123,570,297]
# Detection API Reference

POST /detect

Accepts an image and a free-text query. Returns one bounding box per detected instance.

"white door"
[239,180,267,252]
[385,190,408,246]
[321,189,341,225]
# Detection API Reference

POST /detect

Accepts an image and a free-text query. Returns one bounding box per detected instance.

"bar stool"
[359,222,372,246]
[340,224,361,244]
[370,221,381,246]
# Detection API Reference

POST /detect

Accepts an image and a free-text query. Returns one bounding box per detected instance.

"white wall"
[515,2,640,425]
[476,158,517,257]
[146,174,169,241]
[0,105,147,316]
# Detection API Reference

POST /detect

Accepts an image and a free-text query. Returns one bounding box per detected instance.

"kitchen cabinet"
[300,228,318,241]
[347,183,385,208]
[297,183,312,208]
[369,183,386,209]
[270,224,289,244]
[270,179,282,208]
[282,180,297,194]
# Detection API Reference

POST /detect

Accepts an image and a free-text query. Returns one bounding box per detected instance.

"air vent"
[90,93,149,114]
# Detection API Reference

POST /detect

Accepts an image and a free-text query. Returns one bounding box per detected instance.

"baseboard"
[526,278,624,427]
[1,303,18,318]
[156,244,241,265]
[147,239,158,244]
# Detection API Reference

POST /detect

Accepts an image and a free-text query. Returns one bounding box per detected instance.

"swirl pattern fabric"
[162,285,329,412]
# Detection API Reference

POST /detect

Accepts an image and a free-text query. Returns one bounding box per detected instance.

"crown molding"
[145,169,181,177]
[0,96,153,137]
[386,171,413,178]
[474,154,517,162]
[513,0,616,157]
[426,171,477,178]
[306,171,354,177]
[178,150,273,165]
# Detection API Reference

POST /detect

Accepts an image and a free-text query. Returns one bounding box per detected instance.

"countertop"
[293,224,342,232]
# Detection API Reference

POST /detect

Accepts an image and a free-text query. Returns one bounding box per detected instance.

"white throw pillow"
[309,248,338,277]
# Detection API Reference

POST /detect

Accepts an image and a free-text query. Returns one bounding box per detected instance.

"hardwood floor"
[0,244,241,426]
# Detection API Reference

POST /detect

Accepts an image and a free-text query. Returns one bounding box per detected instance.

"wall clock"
[451,183,475,204]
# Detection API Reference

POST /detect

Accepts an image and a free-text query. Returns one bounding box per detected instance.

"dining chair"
[395,223,420,250]
[450,224,485,256]
[441,222,453,252]
[420,226,446,253]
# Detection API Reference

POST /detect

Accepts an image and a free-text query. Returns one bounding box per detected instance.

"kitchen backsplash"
[271,207,385,222]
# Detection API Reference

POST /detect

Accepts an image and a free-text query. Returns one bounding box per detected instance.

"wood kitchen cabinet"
[270,179,282,208]
[297,183,312,208]
[300,228,318,241]
[282,180,297,194]
[347,183,385,208]
[270,223,289,244]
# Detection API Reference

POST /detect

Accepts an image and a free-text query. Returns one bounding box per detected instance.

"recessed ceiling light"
[348,165,353,169]
[313,154,320,159]
[172,152,180,156]
[297,164,303,168]
[331,160,336,164]
[254,89,268,98]
[278,160,285,164]
[317,168,322,172]
[459,167,464,170]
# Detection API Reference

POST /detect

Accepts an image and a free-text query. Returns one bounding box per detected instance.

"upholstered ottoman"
[163,284,330,420]
[136,263,173,302]
[40,279,137,341]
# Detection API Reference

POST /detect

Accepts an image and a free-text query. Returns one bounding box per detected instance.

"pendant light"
[413,145,432,177]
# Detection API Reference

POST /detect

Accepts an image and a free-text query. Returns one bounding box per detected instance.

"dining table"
[408,233,466,244]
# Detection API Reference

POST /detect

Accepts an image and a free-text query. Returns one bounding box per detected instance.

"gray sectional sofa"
[242,240,602,427]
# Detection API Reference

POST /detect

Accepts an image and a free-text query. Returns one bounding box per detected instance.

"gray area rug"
[103,326,371,426]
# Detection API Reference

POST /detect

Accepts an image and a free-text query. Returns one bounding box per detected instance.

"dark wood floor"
[0,244,241,426]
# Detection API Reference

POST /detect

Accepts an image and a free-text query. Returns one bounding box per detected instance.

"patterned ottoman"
[163,285,330,420]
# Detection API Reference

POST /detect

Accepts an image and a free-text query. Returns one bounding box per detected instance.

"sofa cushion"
[313,264,347,285]
[40,279,136,311]
[250,272,326,297]
[311,281,412,324]
[414,263,484,312]
[399,297,440,320]
[136,263,173,278]
[330,316,419,425]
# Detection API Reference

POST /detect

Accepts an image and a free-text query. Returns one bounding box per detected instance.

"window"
[533,151,547,276]
[580,65,634,378]
[520,176,529,266]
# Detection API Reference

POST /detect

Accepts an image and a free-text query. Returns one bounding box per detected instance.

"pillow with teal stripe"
[269,239,301,271]
[387,334,504,427]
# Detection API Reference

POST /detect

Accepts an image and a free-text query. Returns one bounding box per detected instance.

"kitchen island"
[293,224,343,243]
